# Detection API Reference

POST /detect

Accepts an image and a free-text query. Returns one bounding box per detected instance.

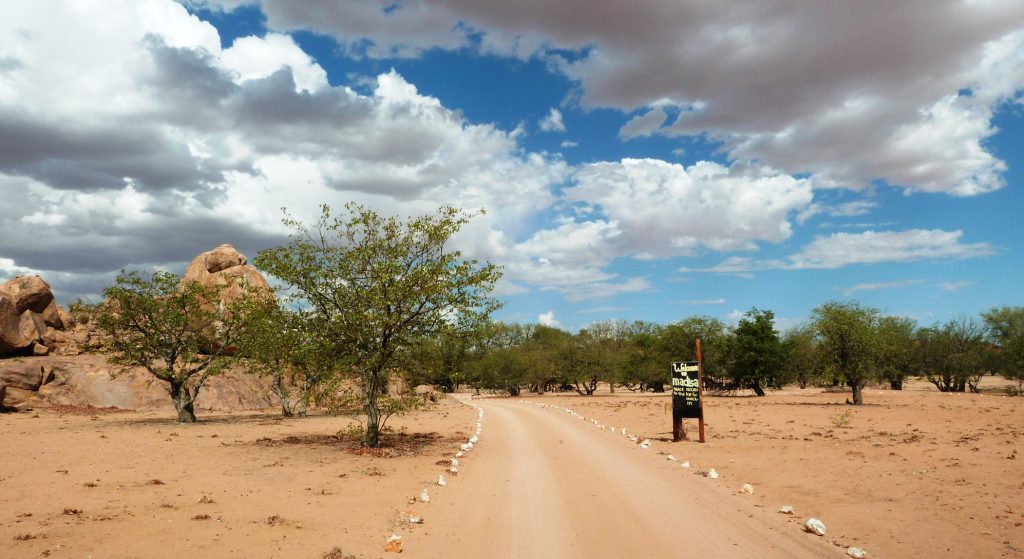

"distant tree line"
[409,303,1024,406]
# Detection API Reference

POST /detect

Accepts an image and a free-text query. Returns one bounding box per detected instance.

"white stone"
[449,465,459,475]
[437,475,446,487]
[667,454,677,461]
[680,461,691,468]
[804,518,826,536]
[846,546,868,558]
[455,451,465,458]
[707,469,719,479]
[451,458,459,467]
[419,488,430,503]
[741,483,754,495]
[778,505,794,514]
[408,515,422,524]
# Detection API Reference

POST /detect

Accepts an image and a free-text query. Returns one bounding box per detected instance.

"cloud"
[938,280,974,292]
[258,1,1024,195]
[619,107,667,139]
[683,229,995,274]
[539,107,566,132]
[0,1,572,303]
[839,279,926,297]
[566,158,814,256]
[797,200,878,224]
[577,306,633,314]
[677,298,725,305]
[561,277,651,303]
[538,310,561,328]
[560,140,578,148]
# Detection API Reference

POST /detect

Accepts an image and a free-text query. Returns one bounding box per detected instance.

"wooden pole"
[695,338,706,444]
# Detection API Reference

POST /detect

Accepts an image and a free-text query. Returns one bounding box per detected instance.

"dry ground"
[1,399,477,558]
[2,378,1022,558]
[523,378,1024,558]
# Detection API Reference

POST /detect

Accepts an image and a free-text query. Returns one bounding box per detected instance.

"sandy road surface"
[407,397,837,558]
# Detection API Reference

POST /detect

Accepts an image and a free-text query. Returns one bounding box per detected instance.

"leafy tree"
[619,321,665,391]
[875,315,917,390]
[562,329,606,396]
[466,321,530,396]
[728,308,784,396]
[659,316,729,392]
[782,324,819,389]
[811,301,879,405]
[410,328,479,392]
[918,316,990,392]
[585,320,632,392]
[523,324,572,393]
[97,271,242,423]
[235,296,334,416]
[254,204,501,447]
[982,306,1024,388]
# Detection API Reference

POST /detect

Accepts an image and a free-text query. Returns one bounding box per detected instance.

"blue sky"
[1,1,1022,332]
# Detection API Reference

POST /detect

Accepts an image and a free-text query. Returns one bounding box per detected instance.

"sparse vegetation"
[253,203,501,447]
[95,271,244,423]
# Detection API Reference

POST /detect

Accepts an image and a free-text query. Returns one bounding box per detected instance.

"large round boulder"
[2,275,54,314]
[0,276,64,354]
[181,244,271,304]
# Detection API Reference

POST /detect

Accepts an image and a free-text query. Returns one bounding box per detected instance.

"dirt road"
[407,397,837,558]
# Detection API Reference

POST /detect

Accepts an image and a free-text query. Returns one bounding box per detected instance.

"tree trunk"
[364,373,382,448]
[508,385,520,397]
[850,383,864,405]
[270,372,299,417]
[169,382,197,423]
[609,383,615,393]
[889,378,903,390]
[750,381,766,397]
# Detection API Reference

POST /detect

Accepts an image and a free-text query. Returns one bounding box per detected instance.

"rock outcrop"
[181,244,271,304]
[1,355,276,411]
[0,276,66,356]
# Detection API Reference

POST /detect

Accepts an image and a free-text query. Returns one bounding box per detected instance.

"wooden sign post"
[671,338,706,443]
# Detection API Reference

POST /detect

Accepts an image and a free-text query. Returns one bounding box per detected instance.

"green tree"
[96,271,242,423]
[659,316,729,391]
[918,316,990,393]
[811,301,879,405]
[619,321,665,391]
[523,324,571,393]
[981,306,1024,389]
[729,308,784,396]
[782,324,818,389]
[254,204,501,447]
[235,296,334,416]
[875,315,917,390]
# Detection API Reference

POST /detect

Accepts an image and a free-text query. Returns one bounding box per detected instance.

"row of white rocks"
[520,399,868,559]
[386,397,486,553]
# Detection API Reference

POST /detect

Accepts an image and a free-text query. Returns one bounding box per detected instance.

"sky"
[1,1,1022,332]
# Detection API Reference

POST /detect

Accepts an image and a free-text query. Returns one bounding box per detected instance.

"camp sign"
[671,361,702,419]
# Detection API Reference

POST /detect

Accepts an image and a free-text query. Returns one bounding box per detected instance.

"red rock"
[0,362,46,391]
[181,244,271,304]
[1,276,54,314]
[39,300,64,330]
[0,294,34,353]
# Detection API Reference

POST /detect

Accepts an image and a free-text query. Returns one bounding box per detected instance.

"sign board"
[671,361,702,419]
